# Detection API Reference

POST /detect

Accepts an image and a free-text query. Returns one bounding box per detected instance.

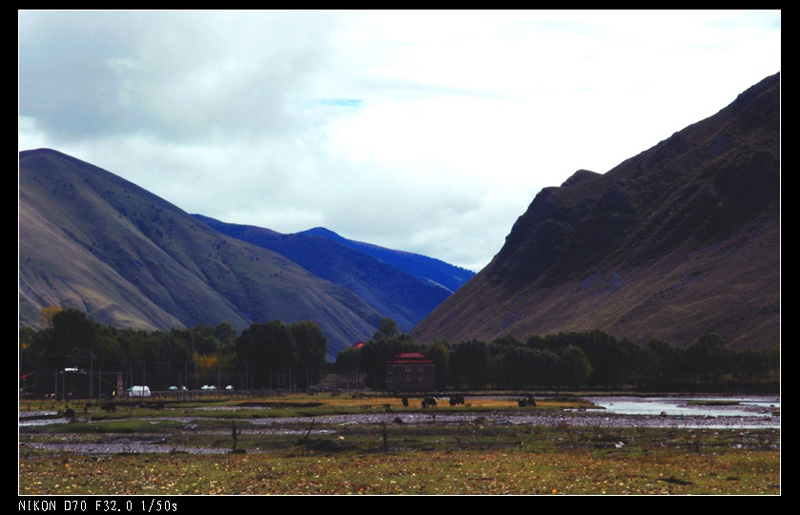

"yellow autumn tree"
[194,353,219,385]
[39,306,62,329]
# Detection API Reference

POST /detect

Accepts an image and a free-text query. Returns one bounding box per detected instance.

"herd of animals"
[401,395,536,408]
[58,395,537,418]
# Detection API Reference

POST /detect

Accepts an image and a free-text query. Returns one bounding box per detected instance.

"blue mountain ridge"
[193,215,474,333]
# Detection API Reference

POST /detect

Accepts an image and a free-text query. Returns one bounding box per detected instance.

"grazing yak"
[402,396,409,407]
[518,396,536,407]
[449,395,465,406]
[421,397,437,408]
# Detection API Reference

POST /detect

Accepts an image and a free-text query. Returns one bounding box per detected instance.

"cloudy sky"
[18,10,781,271]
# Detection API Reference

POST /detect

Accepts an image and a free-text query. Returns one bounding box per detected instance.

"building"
[385,352,435,392]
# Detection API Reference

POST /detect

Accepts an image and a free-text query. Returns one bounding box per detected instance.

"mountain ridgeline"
[193,215,474,333]
[413,73,780,350]
[19,73,779,359]
[18,149,472,358]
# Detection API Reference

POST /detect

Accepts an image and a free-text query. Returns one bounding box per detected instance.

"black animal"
[101,402,116,412]
[518,396,536,407]
[402,396,409,407]
[449,396,465,406]
[421,397,437,408]
[63,408,76,420]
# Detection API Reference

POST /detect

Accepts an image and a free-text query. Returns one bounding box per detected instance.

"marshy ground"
[18,392,780,495]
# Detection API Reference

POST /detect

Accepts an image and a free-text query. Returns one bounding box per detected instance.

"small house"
[385,352,435,392]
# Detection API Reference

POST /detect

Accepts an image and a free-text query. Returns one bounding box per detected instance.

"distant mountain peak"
[194,215,471,333]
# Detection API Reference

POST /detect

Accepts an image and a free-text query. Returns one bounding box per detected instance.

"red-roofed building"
[385,353,435,392]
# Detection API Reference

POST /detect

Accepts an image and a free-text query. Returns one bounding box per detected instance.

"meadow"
[18,393,780,495]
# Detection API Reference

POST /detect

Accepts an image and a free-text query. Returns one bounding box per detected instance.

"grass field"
[18,393,781,495]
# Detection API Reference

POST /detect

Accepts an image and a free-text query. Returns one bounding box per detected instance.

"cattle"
[101,402,117,412]
[449,395,465,406]
[401,396,409,407]
[518,396,536,407]
[421,397,437,408]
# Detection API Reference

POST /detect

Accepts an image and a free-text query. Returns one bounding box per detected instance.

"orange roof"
[386,352,434,364]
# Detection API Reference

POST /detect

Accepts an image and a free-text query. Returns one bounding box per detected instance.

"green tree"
[372,318,399,341]
[685,332,730,384]
[53,308,96,356]
[235,320,296,388]
[289,320,328,387]
[449,339,491,389]
[425,339,450,390]
[558,345,593,387]
[644,338,685,385]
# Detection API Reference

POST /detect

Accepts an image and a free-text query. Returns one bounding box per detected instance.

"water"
[20,395,779,456]
[585,395,780,429]
[19,395,781,430]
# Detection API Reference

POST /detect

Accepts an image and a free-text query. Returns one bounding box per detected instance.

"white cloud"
[18,9,781,271]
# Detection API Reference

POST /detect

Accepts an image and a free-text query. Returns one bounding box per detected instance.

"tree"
[685,332,730,383]
[558,345,593,387]
[449,339,491,389]
[235,320,296,388]
[51,308,97,361]
[289,320,328,386]
[39,306,62,329]
[372,318,399,341]
[425,339,450,390]
[645,338,685,385]
[194,353,219,385]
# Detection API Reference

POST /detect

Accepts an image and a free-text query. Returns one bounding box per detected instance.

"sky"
[18,10,781,272]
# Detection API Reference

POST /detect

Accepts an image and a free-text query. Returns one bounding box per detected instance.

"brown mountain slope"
[412,73,780,350]
[19,149,382,357]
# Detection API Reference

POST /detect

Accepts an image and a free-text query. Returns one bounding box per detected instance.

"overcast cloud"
[18,10,781,271]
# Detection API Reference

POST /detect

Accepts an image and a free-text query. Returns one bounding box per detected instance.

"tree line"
[19,307,328,396]
[336,321,779,392]
[20,308,779,397]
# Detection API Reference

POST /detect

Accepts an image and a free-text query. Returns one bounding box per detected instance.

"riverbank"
[19,392,780,495]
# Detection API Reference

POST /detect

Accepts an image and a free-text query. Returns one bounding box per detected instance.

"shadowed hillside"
[193,215,457,332]
[413,73,780,350]
[299,227,475,294]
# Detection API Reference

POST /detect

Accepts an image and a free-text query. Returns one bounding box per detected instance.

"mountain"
[18,149,386,358]
[413,73,780,350]
[298,227,475,294]
[192,215,467,332]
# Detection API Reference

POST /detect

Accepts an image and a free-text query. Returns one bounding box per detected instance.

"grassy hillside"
[19,149,382,357]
